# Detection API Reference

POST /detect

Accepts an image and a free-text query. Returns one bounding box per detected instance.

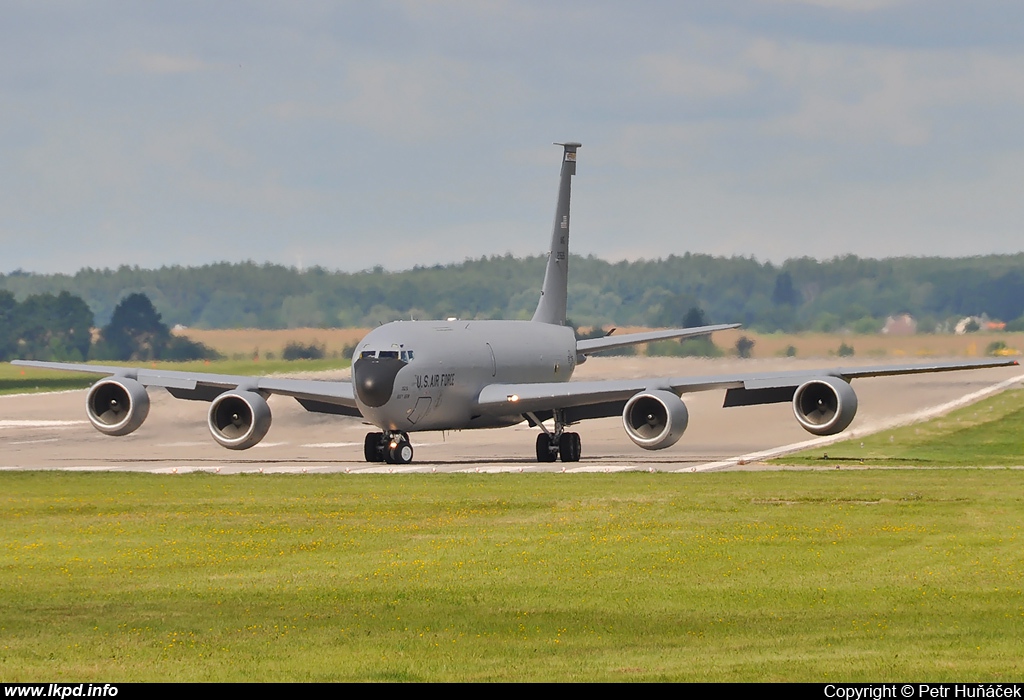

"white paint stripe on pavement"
[301,442,362,448]
[0,390,85,400]
[565,465,642,473]
[0,419,87,428]
[348,466,432,474]
[680,372,1024,473]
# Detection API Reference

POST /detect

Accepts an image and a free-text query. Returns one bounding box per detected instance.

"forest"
[2,252,1024,340]
[0,290,217,363]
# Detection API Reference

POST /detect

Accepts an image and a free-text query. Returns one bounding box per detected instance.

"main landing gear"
[532,409,582,463]
[364,431,414,464]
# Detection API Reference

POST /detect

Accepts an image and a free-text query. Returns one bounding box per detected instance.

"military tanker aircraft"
[14,142,1017,464]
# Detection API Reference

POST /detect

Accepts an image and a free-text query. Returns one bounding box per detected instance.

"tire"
[364,432,384,462]
[535,433,557,462]
[559,432,581,462]
[387,441,414,464]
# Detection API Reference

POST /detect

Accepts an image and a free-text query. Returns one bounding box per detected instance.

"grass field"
[0,366,95,394]
[178,327,368,358]
[2,470,1022,682]
[0,358,349,396]
[775,389,1024,467]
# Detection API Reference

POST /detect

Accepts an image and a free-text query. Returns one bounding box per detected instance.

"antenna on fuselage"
[531,142,580,326]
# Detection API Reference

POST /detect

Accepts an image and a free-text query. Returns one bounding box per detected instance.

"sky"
[2,0,1023,274]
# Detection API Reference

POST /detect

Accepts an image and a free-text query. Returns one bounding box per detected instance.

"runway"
[2,357,1021,473]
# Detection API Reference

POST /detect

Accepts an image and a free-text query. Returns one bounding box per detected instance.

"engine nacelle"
[207,390,272,450]
[622,389,689,450]
[792,376,858,436]
[86,377,150,436]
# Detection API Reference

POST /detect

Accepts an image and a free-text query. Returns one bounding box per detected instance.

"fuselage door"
[486,342,496,377]
[407,396,432,425]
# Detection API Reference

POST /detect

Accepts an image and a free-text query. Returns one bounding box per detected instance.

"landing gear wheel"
[386,440,414,465]
[559,432,581,462]
[535,433,558,463]
[364,432,385,462]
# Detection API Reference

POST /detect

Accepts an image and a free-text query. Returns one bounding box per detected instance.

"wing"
[10,360,361,416]
[576,324,740,357]
[475,357,1020,421]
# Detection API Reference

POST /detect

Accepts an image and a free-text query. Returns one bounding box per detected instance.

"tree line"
[2,252,1023,341]
[0,291,217,363]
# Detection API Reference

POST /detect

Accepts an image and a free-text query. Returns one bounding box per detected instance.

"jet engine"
[86,377,151,436]
[622,389,689,450]
[207,390,272,450]
[792,377,858,436]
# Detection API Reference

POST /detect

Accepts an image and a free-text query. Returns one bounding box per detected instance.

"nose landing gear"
[363,431,414,464]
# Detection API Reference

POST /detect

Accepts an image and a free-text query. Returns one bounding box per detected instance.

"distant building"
[882,314,917,336]
[954,315,998,335]
[955,316,977,334]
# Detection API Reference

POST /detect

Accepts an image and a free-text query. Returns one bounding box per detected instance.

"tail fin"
[531,142,580,325]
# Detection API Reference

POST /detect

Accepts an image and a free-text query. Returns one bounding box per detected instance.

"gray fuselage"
[352,320,577,432]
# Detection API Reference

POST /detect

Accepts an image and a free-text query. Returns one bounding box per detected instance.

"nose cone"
[353,357,406,408]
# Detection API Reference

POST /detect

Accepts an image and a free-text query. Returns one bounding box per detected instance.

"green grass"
[775,389,1024,467]
[2,471,1023,681]
[0,358,348,395]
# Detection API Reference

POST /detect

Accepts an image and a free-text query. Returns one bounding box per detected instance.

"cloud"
[636,53,753,100]
[764,0,911,10]
[742,38,1024,147]
[3,1,1024,274]
[122,51,215,75]
[268,54,528,141]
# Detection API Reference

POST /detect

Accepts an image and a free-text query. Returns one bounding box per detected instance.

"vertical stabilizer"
[531,142,580,325]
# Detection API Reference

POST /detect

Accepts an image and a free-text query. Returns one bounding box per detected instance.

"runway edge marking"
[680,372,1024,473]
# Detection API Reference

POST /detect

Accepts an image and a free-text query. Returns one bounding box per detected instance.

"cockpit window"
[359,349,413,361]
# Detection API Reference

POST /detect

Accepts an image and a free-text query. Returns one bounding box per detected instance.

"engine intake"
[208,390,272,450]
[792,377,858,436]
[86,377,150,436]
[622,389,689,450]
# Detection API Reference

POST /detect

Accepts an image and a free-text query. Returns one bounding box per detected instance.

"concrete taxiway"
[2,357,1021,473]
